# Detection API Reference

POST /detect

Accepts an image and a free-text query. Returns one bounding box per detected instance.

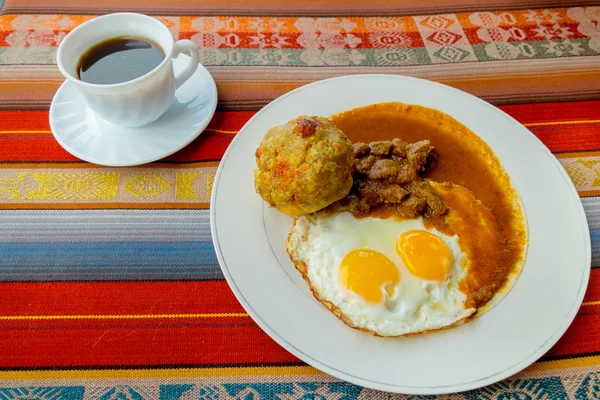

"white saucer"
[49,55,218,166]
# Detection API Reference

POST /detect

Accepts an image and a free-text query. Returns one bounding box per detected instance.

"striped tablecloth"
[1,0,599,398]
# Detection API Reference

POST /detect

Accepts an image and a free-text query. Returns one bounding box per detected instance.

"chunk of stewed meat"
[391,138,409,158]
[353,142,371,158]
[356,180,409,207]
[396,195,427,218]
[406,140,436,172]
[407,180,447,215]
[369,141,393,157]
[367,159,400,180]
[356,155,377,174]
[368,159,418,185]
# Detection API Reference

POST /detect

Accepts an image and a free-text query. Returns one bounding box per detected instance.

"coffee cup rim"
[57,12,175,89]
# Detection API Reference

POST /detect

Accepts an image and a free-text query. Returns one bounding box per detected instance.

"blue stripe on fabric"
[0,206,597,282]
[591,229,600,266]
[0,242,223,281]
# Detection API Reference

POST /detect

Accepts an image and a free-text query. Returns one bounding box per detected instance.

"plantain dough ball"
[254,116,355,217]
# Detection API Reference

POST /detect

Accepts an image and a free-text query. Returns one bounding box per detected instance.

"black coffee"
[77,36,165,85]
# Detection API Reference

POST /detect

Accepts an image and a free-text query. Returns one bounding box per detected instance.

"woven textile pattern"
[0,2,599,399]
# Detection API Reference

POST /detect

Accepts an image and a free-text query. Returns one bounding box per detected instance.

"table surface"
[0,0,599,398]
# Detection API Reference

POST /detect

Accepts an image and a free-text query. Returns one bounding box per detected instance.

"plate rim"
[210,74,591,394]
[49,59,218,167]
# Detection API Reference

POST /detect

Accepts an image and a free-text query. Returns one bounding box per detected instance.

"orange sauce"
[331,102,527,308]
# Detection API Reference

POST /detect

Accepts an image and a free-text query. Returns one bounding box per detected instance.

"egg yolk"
[339,249,400,303]
[397,230,453,281]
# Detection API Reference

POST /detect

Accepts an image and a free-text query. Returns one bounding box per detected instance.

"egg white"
[287,212,476,337]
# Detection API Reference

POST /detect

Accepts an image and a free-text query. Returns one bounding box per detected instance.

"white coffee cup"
[57,13,200,128]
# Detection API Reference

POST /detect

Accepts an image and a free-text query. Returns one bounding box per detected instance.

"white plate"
[210,75,590,394]
[49,55,217,167]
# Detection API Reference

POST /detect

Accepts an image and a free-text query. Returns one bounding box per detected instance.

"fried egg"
[287,212,476,337]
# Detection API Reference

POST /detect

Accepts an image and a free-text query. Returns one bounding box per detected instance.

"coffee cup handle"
[173,40,200,89]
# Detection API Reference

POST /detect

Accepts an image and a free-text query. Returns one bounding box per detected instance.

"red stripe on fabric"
[0,281,301,367]
[528,124,600,153]
[0,134,235,162]
[0,324,299,368]
[3,102,598,129]
[545,311,600,358]
[3,272,596,320]
[165,132,234,162]
[166,111,252,161]
[0,137,80,162]
[0,281,245,316]
[1,269,599,367]
[1,103,600,161]
[0,111,247,162]
[584,269,600,304]
[205,111,254,132]
[0,316,250,329]
[0,111,50,130]
[498,101,600,124]
[0,110,253,134]
[541,269,600,358]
